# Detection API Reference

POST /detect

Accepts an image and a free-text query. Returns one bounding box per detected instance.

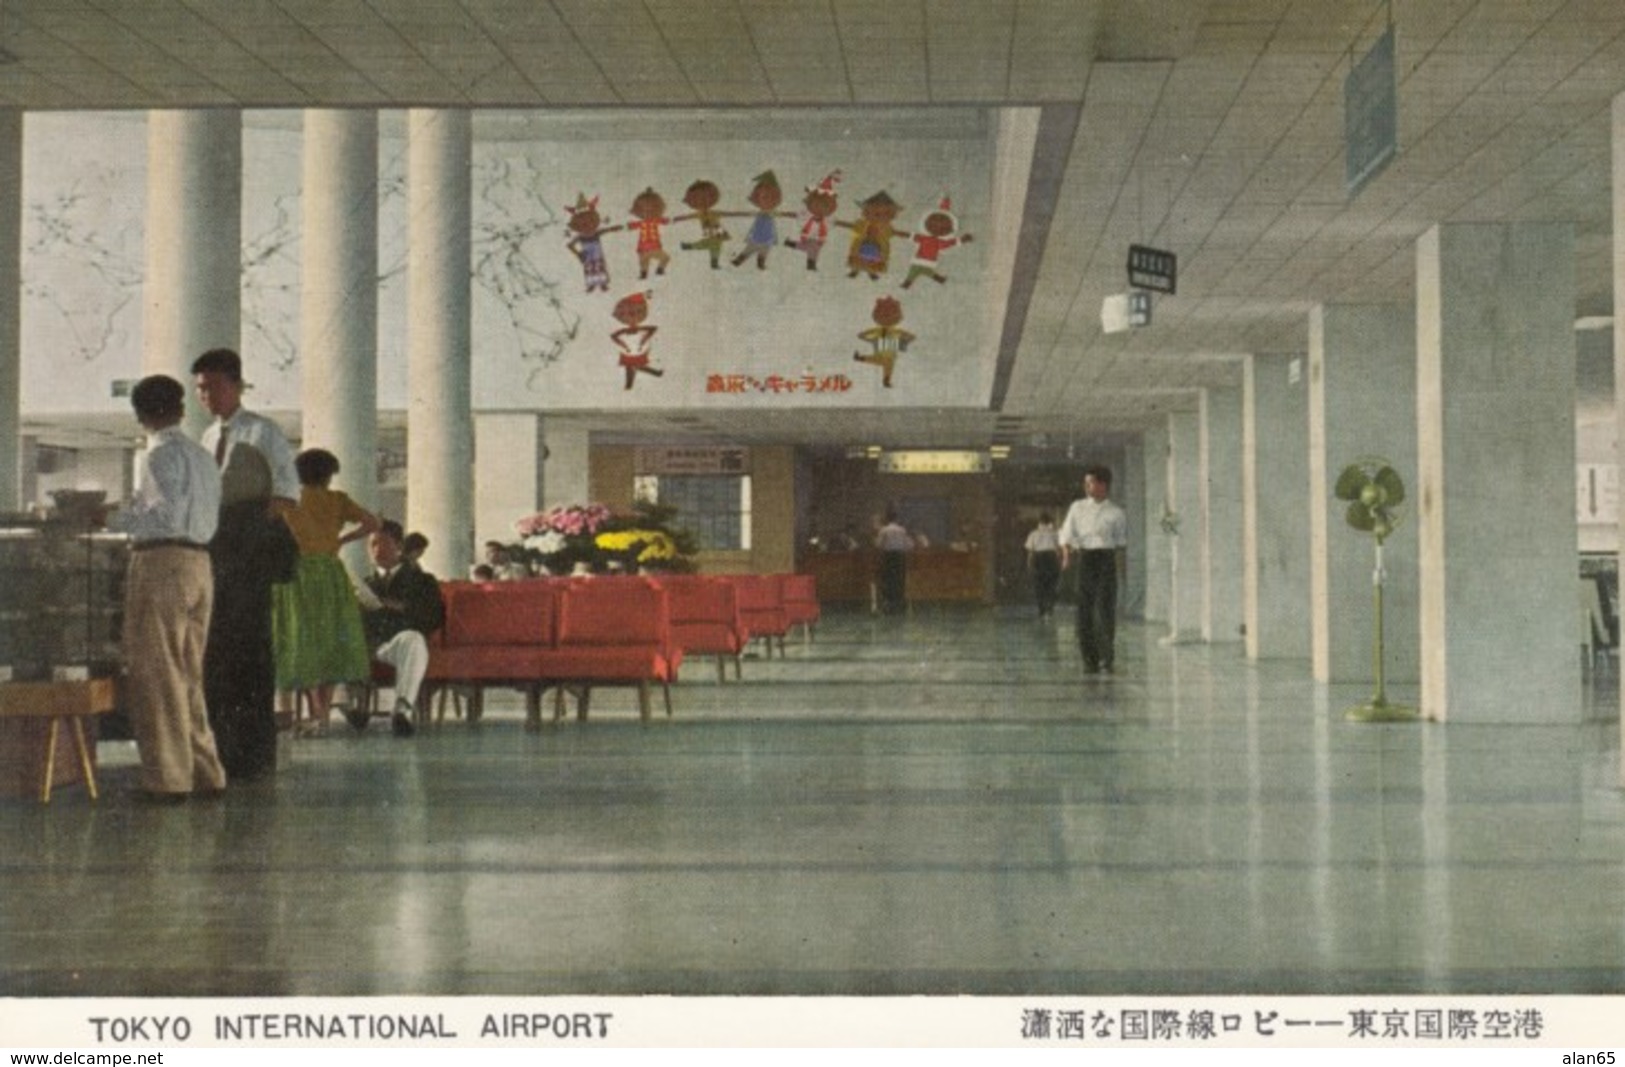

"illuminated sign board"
[877,450,992,474]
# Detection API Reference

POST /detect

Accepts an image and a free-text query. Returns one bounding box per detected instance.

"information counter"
[801,548,988,605]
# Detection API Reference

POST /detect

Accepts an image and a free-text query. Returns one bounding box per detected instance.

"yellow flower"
[594,529,676,561]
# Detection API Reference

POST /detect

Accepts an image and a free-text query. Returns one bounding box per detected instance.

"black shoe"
[392,702,416,738]
[344,706,371,733]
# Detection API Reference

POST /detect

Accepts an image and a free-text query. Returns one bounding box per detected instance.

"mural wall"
[20,110,1002,418]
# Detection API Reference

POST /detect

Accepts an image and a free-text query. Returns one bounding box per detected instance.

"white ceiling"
[4,0,1623,452]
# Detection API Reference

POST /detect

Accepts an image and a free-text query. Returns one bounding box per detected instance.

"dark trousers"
[878,551,907,614]
[205,501,297,780]
[1031,552,1060,616]
[1075,549,1118,669]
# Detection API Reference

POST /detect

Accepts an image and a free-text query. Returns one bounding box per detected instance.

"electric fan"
[1332,456,1417,722]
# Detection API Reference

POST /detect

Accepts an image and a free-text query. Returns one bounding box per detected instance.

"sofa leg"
[734,653,743,680]
[715,656,726,684]
[524,686,542,731]
[577,686,591,722]
[663,682,673,718]
[638,681,652,722]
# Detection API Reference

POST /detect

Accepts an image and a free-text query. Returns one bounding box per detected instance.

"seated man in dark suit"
[348,520,445,737]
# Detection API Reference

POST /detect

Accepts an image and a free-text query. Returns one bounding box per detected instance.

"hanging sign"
[1126,245,1177,294]
[1345,25,1398,196]
[634,446,749,475]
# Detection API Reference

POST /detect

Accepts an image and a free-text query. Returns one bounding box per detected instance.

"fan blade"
[1333,465,1370,502]
[1374,466,1405,506]
[1345,501,1376,532]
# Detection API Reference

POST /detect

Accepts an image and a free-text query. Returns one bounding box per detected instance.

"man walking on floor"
[1060,465,1128,674]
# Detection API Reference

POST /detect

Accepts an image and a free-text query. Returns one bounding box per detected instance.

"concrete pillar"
[1166,410,1203,643]
[1417,222,1579,723]
[1243,354,1311,661]
[143,110,241,437]
[1200,386,1244,644]
[1308,304,1419,685]
[475,413,546,547]
[0,111,19,511]
[1141,425,1171,623]
[1615,92,1625,779]
[1120,437,1147,618]
[542,420,591,509]
[405,110,473,581]
[300,111,379,518]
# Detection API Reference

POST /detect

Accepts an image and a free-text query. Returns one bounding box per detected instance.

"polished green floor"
[3,606,1622,997]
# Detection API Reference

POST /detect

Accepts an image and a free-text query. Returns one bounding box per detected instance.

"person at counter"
[106,375,228,801]
[873,508,914,615]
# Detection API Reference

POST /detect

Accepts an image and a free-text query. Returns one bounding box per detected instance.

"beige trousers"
[123,546,227,794]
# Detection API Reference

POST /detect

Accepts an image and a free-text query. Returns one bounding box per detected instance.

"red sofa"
[425,577,680,726]
[780,573,820,643]
[655,574,749,683]
[724,574,791,659]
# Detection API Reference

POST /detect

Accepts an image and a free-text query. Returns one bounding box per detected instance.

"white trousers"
[373,631,428,710]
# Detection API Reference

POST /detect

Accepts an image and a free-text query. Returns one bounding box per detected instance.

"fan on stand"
[1333,457,1417,722]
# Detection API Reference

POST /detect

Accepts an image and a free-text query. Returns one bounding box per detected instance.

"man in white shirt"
[107,375,228,800]
[192,347,300,780]
[1059,465,1128,673]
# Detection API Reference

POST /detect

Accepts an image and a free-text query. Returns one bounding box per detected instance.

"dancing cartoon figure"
[626,187,674,280]
[612,290,663,390]
[840,190,908,280]
[730,170,795,270]
[901,195,972,289]
[676,179,735,270]
[852,295,915,388]
[566,193,622,294]
[785,170,841,271]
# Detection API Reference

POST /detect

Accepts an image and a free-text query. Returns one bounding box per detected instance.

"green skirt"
[272,553,371,690]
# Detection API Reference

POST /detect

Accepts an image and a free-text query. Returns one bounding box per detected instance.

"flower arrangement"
[510,501,696,574]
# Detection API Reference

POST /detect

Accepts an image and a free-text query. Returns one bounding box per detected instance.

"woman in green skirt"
[272,449,380,734]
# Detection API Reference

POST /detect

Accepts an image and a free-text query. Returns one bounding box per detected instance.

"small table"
[0,678,117,803]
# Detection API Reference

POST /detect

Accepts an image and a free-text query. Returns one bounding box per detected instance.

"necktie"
[214,425,228,467]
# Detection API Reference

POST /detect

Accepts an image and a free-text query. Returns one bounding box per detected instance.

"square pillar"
[1417,222,1580,723]
[474,413,546,550]
[1200,386,1244,644]
[1141,425,1171,623]
[1309,304,1419,685]
[1167,410,1203,643]
[1244,354,1310,661]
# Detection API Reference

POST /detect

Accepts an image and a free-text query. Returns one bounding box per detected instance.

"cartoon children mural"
[785,170,842,271]
[566,193,622,294]
[626,187,674,280]
[840,190,909,280]
[676,179,735,269]
[611,290,663,390]
[852,295,915,388]
[901,196,972,289]
[730,170,795,270]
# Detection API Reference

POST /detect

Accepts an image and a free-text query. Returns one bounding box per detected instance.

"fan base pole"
[1345,700,1419,723]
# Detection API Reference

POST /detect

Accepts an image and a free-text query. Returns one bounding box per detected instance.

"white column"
[1120,437,1147,618]
[1308,304,1419,685]
[143,110,241,437]
[1141,426,1171,623]
[0,111,20,511]
[1615,92,1625,780]
[1166,410,1203,643]
[405,110,473,581]
[301,111,379,517]
[475,413,546,547]
[541,420,591,509]
[1200,386,1244,644]
[1417,222,1579,723]
[1243,354,1311,661]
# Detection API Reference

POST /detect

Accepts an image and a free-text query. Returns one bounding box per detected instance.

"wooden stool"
[0,678,117,803]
